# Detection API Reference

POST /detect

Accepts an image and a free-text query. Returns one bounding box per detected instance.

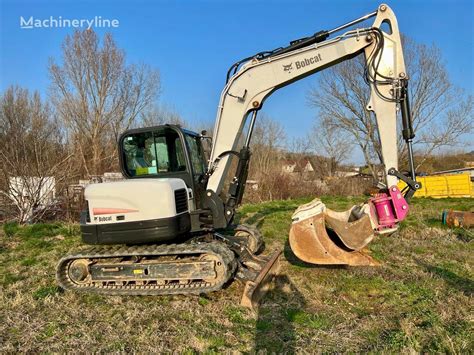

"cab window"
[122,128,187,177]
[185,134,206,175]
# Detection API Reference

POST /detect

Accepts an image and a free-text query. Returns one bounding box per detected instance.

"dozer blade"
[240,249,282,311]
[289,199,378,266]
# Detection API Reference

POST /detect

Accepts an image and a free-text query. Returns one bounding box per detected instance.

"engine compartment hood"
[84,178,188,224]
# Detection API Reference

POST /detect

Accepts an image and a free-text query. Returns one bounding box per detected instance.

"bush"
[3,222,20,238]
[243,173,372,203]
[326,177,373,196]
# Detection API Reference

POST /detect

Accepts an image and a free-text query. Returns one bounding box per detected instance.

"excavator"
[57,4,420,310]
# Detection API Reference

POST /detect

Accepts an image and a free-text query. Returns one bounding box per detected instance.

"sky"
[1,0,473,162]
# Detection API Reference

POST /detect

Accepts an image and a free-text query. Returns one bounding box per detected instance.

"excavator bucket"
[289,199,379,266]
[240,249,282,311]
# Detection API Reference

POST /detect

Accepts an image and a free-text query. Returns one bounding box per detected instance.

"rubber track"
[56,242,237,296]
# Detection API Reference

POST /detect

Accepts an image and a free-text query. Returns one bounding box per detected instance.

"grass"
[0,196,472,352]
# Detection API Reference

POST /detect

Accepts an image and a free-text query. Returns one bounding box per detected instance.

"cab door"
[182,131,208,209]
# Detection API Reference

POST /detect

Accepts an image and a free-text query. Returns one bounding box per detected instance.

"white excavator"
[57,4,420,309]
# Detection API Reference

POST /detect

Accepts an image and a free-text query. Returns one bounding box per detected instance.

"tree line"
[1,30,472,222]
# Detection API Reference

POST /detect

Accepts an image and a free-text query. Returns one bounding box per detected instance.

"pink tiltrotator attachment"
[370,186,409,230]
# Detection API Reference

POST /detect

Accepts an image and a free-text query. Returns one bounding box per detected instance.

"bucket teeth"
[289,199,379,266]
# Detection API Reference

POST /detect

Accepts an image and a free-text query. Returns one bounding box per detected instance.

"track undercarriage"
[56,225,281,310]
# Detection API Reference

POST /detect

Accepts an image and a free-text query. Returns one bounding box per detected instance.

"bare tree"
[308,36,473,177]
[287,136,311,155]
[49,29,160,177]
[0,86,72,223]
[247,114,287,201]
[250,114,286,178]
[193,120,215,138]
[308,118,351,177]
[139,104,187,127]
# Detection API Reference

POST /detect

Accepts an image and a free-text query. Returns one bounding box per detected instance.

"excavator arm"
[203,4,420,265]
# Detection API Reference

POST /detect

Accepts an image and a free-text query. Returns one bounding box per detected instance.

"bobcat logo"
[283,63,293,73]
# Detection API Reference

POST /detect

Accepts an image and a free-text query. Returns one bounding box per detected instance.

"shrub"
[3,221,20,238]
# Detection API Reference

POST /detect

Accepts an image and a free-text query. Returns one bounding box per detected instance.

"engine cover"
[81,178,191,245]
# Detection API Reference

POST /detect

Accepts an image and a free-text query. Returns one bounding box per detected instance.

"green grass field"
[1,197,472,352]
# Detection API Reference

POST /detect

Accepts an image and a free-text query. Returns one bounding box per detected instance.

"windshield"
[121,128,187,177]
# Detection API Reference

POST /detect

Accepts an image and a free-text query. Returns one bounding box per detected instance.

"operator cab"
[81,125,209,245]
[118,125,208,208]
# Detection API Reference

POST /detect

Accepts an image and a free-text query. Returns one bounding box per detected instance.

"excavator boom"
[204,3,419,265]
